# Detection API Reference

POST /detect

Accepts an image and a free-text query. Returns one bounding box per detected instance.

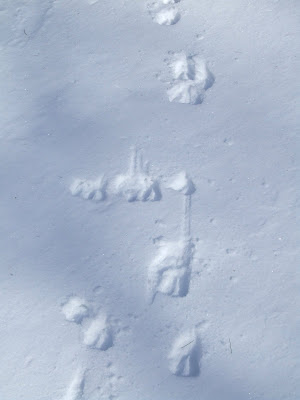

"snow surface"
[0,0,300,399]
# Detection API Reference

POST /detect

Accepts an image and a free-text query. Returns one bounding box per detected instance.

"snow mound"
[167,53,214,104]
[111,148,161,202]
[61,296,90,324]
[70,177,106,201]
[83,315,113,351]
[166,171,196,195]
[168,330,200,377]
[153,7,180,25]
[147,238,194,302]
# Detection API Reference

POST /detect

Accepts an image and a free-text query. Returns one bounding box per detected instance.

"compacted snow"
[0,0,300,399]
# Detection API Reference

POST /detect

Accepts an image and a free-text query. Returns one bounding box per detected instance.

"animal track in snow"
[70,176,106,202]
[147,194,195,302]
[168,329,201,377]
[62,368,85,400]
[110,147,161,202]
[83,314,113,351]
[166,171,195,195]
[61,296,90,324]
[148,0,181,26]
[147,237,194,302]
[166,53,214,105]
[61,296,114,351]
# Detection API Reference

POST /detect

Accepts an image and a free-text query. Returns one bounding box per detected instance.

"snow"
[0,0,300,399]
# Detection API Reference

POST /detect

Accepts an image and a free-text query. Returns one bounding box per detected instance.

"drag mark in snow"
[148,0,181,26]
[147,173,195,302]
[70,176,106,201]
[166,53,214,105]
[110,147,161,202]
[62,368,85,400]
[168,329,201,377]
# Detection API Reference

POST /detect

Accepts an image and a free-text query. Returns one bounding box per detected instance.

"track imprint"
[166,52,214,104]
[61,296,90,324]
[168,329,201,377]
[166,171,195,195]
[147,187,195,302]
[110,147,161,202]
[70,176,106,202]
[148,0,181,26]
[83,314,113,351]
[62,368,85,400]
[61,296,114,351]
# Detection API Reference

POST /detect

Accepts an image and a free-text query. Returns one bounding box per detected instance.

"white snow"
[0,0,299,399]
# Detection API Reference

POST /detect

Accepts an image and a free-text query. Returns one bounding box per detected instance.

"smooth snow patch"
[62,368,85,400]
[168,330,200,377]
[153,7,180,25]
[70,177,106,201]
[83,314,113,350]
[167,53,214,105]
[147,238,194,302]
[62,296,90,324]
[111,148,161,202]
[166,171,195,195]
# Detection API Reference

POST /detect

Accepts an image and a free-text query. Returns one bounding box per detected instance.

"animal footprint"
[147,178,196,302]
[110,147,161,202]
[166,52,214,105]
[148,0,181,26]
[83,314,113,351]
[61,296,90,324]
[70,176,106,201]
[166,171,195,195]
[62,368,85,400]
[61,296,114,351]
[168,329,201,377]
[147,237,194,302]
